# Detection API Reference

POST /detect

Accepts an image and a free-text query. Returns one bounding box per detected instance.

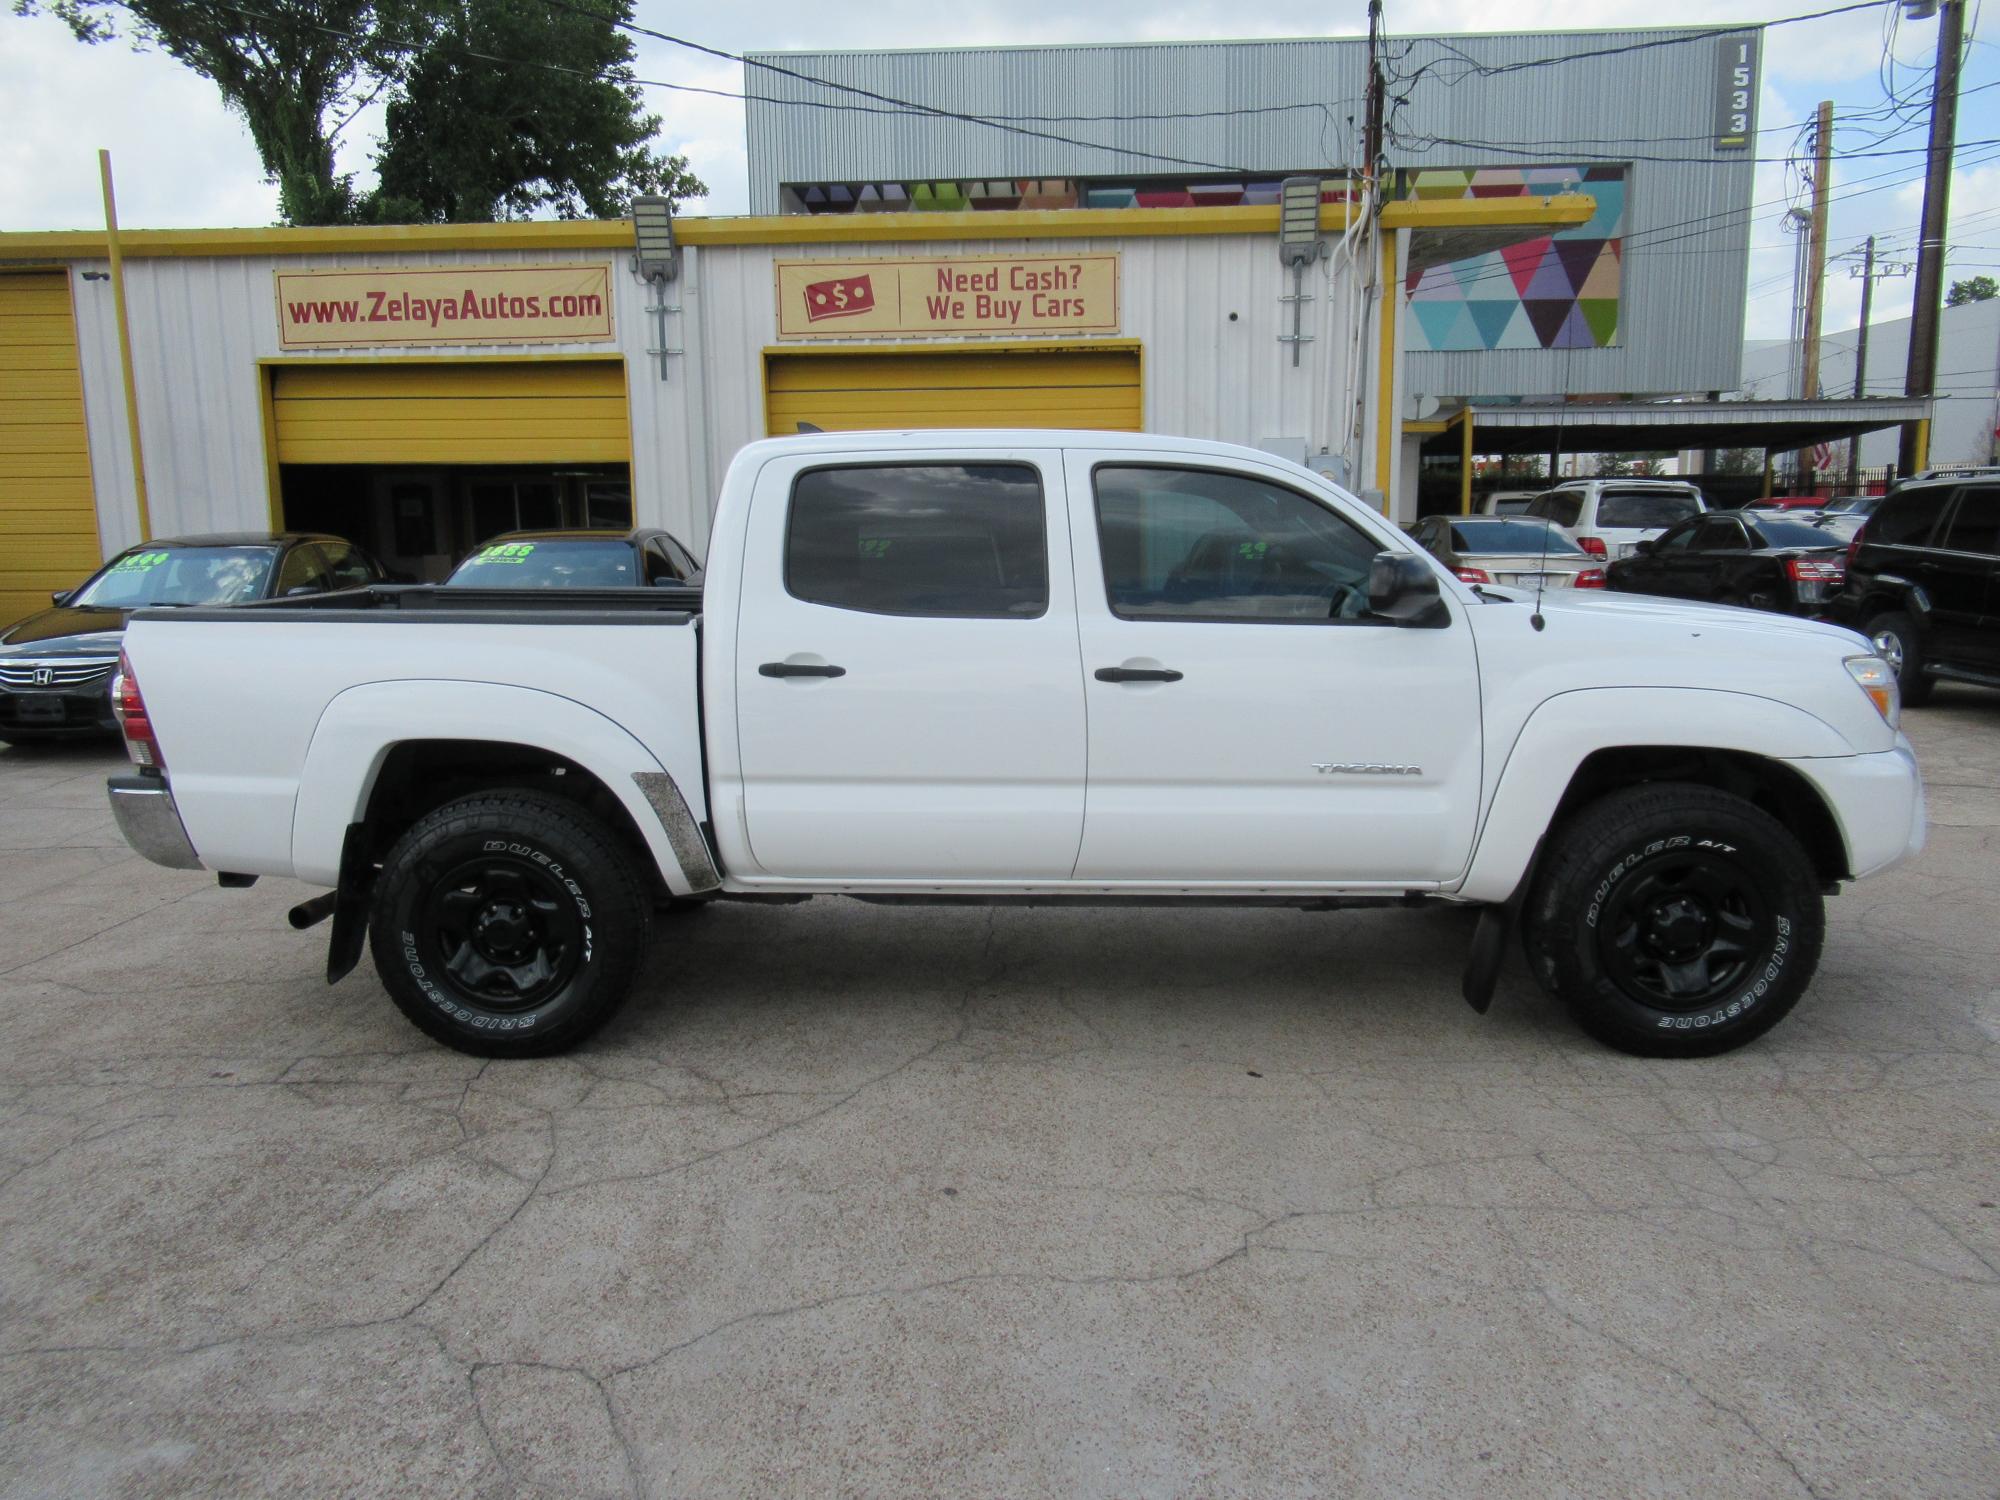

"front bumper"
[0,685,119,740]
[107,775,204,870]
[1784,738,1926,880]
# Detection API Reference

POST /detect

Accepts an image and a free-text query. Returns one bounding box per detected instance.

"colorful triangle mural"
[1397,164,1624,352]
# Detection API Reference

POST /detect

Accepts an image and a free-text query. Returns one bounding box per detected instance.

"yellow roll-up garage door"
[272,359,630,466]
[765,346,1141,436]
[0,272,100,626]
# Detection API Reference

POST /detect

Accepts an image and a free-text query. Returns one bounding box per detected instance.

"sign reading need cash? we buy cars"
[775,254,1119,339]
[275,264,615,349]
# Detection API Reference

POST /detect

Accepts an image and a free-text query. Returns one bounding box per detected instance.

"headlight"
[1844,654,1900,729]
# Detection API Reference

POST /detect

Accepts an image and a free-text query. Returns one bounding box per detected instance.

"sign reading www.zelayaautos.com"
[274,264,614,349]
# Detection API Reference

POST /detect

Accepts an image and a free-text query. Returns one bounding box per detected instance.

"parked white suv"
[1526,479,1707,560]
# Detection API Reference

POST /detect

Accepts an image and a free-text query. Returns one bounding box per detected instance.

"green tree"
[16,0,414,225]
[368,0,704,222]
[1946,275,1998,306]
[1712,448,1761,476]
[1594,454,1633,477]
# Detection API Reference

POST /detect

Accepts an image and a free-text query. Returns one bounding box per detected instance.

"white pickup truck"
[106,431,1924,1059]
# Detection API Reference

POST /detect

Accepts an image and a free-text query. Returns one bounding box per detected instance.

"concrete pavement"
[1,694,1996,1498]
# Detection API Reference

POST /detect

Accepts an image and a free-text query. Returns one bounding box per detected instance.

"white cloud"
[0,12,278,229]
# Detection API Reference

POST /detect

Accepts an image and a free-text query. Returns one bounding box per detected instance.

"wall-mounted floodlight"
[631,195,679,283]
[1278,176,1325,266]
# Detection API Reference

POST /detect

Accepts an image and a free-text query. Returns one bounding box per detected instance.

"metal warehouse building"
[744,28,1765,408]
[0,188,1586,621]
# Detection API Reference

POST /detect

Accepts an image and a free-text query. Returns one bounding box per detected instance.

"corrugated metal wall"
[68,234,1362,557]
[745,31,1759,398]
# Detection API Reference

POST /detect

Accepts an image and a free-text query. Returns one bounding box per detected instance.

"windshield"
[70,546,277,608]
[1597,490,1701,529]
[446,539,638,588]
[1753,516,1844,549]
[1450,519,1586,555]
[1820,495,1878,515]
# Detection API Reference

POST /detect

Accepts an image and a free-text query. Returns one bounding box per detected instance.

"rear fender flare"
[291,680,706,894]
[1455,687,1854,903]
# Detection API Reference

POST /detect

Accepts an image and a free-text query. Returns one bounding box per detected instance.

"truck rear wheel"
[1523,783,1824,1057]
[367,791,650,1057]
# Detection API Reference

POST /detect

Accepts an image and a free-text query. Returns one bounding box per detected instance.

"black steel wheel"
[368,790,649,1056]
[1523,782,1824,1057]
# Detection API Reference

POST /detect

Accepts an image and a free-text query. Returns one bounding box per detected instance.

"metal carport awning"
[1420,396,1933,458]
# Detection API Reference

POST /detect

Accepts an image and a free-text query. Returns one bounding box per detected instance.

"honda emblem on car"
[33,666,52,687]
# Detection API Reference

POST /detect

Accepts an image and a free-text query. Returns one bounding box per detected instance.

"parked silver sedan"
[1408,514,1608,590]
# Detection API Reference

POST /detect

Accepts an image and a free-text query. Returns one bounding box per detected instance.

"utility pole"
[1901,0,1966,475]
[1363,0,1385,191]
[1849,235,1876,488]
[1800,99,1834,494]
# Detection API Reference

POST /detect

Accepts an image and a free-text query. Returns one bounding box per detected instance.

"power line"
[1393,134,2000,167]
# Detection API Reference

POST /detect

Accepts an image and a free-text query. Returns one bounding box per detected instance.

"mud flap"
[1460,905,1511,1014]
[325,822,373,985]
[1459,836,1547,1015]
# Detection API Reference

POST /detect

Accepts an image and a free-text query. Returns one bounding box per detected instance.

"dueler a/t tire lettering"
[1522,782,1825,1058]
[367,790,650,1057]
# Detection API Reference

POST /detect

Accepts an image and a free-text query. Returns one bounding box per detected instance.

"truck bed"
[122,584,709,885]
[141,581,705,623]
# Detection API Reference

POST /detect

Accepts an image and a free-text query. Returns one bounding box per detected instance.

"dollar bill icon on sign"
[803,275,876,322]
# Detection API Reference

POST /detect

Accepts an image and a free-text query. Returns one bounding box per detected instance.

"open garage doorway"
[280,465,633,581]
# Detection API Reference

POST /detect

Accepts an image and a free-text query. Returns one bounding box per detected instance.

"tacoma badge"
[1312,762,1423,776]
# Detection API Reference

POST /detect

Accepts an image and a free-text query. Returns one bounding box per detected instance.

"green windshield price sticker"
[477,543,537,564]
[1236,541,1270,560]
[859,538,893,560]
[112,551,170,573]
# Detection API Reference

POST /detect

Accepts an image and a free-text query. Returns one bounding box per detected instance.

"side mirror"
[1367,551,1448,627]
[1634,539,1655,557]
[51,589,72,607]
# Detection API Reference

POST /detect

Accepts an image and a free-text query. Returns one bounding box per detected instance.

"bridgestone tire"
[1522,783,1824,1058]
[368,791,650,1057]
[1865,611,1932,707]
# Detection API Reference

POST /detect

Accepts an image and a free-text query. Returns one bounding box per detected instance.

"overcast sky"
[2,1,1995,347]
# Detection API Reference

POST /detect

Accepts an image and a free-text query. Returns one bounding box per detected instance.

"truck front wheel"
[1523,783,1824,1057]
[367,791,650,1057]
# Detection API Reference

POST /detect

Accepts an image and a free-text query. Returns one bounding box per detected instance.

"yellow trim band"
[0,197,1592,262]
[1374,228,1398,513]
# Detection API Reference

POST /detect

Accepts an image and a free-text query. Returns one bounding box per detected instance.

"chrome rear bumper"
[107,775,203,870]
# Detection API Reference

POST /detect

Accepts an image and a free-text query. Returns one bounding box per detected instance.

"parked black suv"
[1825,472,2000,705]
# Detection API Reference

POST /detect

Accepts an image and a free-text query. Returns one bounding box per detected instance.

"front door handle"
[1095,666,1183,683]
[759,661,846,678]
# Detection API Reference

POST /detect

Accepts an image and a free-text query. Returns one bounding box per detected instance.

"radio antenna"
[1529,346,1576,632]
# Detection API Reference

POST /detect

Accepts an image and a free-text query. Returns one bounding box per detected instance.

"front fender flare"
[1454,687,1855,903]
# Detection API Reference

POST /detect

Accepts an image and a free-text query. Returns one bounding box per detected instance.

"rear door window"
[1597,490,1701,529]
[1940,486,2000,556]
[1868,490,1946,548]
[1528,492,1583,528]
[1691,518,1748,551]
[786,464,1048,618]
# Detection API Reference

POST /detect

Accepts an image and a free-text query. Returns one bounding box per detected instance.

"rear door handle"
[1094,666,1183,683]
[759,661,846,678]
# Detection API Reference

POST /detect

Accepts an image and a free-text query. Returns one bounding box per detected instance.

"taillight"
[1576,536,1608,558]
[1574,568,1607,589]
[1785,557,1845,582]
[113,648,163,771]
[1453,566,1492,584]
[1846,523,1866,571]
